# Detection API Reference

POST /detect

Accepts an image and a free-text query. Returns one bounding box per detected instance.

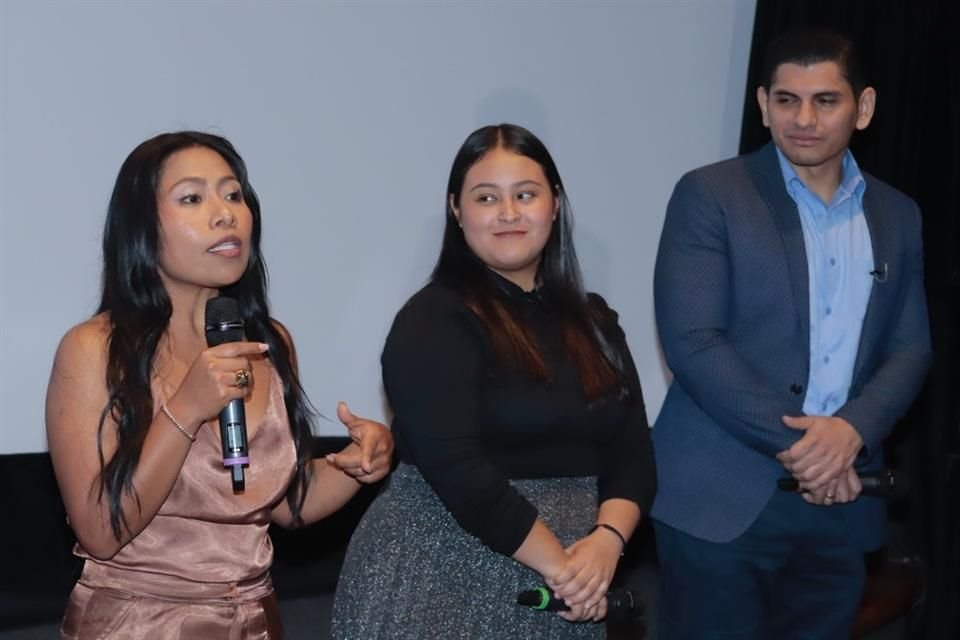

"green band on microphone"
[533,586,550,610]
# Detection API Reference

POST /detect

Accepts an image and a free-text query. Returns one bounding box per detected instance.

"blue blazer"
[650,142,931,549]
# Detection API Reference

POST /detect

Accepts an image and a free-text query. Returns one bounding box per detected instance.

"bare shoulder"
[47,313,112,439]
[270,318,295,349]
[269,318,299,370]
[53,313,111,374]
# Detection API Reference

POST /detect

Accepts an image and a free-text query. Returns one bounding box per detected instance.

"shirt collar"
[487,267,544,304]
[775,147,866,206]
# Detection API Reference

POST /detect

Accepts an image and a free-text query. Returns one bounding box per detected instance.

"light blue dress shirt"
[776,148,874,417]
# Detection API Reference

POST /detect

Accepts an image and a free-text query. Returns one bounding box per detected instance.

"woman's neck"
[164,282,221,354]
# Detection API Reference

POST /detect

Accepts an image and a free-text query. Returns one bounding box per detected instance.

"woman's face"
[450,147,558,291]
[155,146,253,295]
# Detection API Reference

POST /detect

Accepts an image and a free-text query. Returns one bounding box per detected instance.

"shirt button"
[830,258,836,266]
[821,402,828,412]
[825,307,832,315]
[824,356,831,364]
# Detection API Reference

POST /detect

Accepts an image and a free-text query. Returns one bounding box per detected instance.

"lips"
[208,235,243,256]
[787,135,821,145]
[493,230,527,237]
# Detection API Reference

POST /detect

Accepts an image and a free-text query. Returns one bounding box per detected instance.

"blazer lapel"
[747,143,810,362]
[851,178,892,383]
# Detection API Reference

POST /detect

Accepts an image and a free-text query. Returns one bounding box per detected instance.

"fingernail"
[260,343,269,350]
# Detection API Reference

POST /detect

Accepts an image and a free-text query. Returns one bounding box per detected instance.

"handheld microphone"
[204,296,249,493]
[517,586,644,620]
[777,469,908,499]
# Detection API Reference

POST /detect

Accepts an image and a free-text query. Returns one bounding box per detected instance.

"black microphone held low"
[517,586,643,619]
[777,469,908,499]
[205,296,249,493]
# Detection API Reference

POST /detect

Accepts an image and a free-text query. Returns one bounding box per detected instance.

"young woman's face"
[155,146,253,293]
[450,147,558,291]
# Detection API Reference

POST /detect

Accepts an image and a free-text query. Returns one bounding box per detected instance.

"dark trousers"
[654,490,867,640]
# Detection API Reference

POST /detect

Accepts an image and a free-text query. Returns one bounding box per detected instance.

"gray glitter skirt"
[331,463,604,640]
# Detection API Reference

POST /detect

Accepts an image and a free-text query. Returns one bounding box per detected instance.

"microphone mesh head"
[205,297,244,346]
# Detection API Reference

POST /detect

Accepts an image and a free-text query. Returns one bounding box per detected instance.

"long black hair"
[97,131,313,538]
[434,123,624,400]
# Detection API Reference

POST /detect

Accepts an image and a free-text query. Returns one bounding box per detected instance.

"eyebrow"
[771,89,844,99]
[469,179,543,192]
[167,175,240,193]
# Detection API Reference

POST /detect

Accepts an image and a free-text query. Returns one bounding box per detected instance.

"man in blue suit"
[651,28,931,639]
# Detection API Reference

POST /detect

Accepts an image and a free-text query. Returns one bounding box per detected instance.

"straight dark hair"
[761,27,867,97]
[433,123,624,400]
[97,131,314,538]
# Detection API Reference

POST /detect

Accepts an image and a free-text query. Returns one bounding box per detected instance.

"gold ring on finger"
[235,369,251,389]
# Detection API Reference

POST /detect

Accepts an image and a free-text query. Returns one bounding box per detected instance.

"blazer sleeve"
[381,288,538,556]
[835,201,932,458]
[654,171,804,458]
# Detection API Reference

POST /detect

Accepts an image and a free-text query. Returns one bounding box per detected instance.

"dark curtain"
[740,1,959,638]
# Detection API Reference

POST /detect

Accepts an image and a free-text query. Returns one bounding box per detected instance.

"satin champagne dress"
[61,367,296,639]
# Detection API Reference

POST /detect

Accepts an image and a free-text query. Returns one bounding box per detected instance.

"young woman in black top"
[332,124,655,639]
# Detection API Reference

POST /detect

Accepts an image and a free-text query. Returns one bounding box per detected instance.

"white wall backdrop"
[0,0,756,454]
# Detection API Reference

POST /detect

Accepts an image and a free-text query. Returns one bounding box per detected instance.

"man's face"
[757,61,875,173]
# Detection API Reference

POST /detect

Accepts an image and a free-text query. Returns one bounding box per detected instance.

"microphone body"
[517,586,643,620]
[205,297,249,493]
[517,586,568,612]
[777,469,908,499]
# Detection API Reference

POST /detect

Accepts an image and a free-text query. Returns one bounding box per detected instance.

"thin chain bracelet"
[160,403,196,443]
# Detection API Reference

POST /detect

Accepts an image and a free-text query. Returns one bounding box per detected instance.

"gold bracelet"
[160,403,196,443]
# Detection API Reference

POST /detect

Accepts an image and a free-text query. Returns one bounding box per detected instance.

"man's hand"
[776,415,863,491]
[799,466,863,506]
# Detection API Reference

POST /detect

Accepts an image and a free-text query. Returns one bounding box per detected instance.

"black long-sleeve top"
[381,274,656,556]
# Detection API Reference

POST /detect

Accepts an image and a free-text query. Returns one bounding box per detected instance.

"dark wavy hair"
[97,131,313,538]
[434,123,624,400]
